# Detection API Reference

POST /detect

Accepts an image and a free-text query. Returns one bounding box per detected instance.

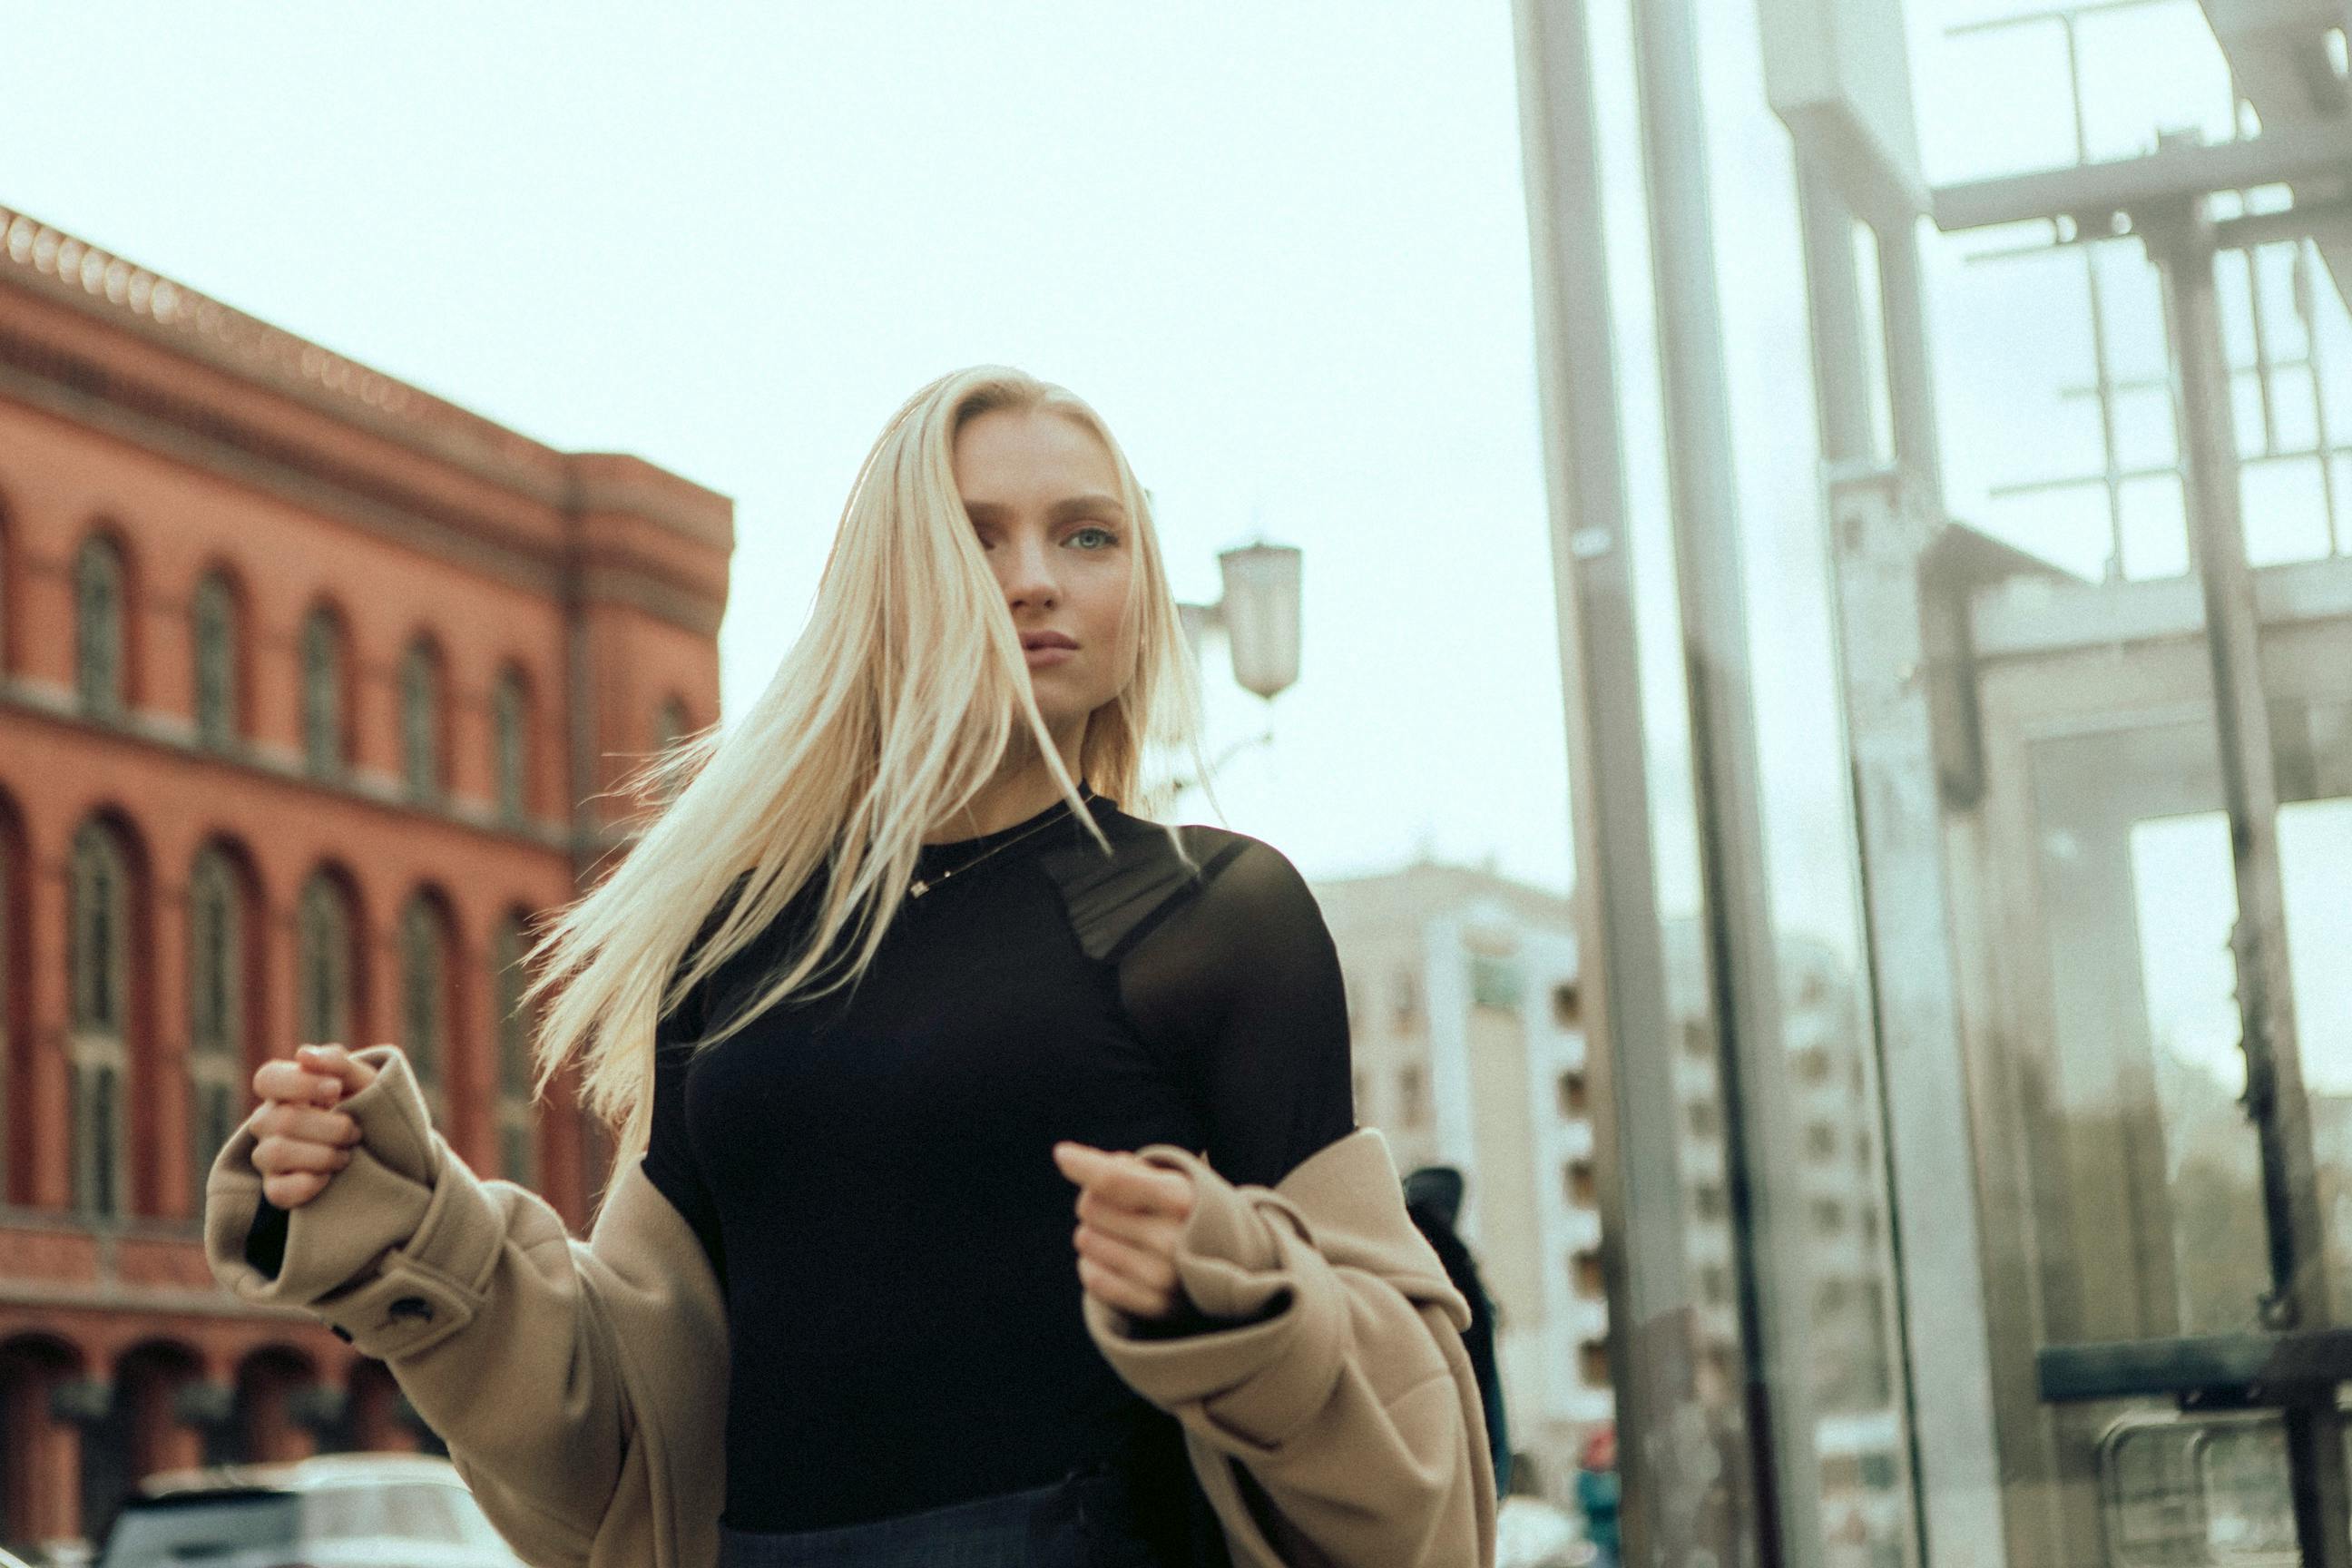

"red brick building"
[0,204,732,1557]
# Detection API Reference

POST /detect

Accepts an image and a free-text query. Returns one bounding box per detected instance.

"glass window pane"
[302,611,343,776]
[495,670,529,821]
[75,538,122,717]
[402,642,441,801]
[193,573,237,748]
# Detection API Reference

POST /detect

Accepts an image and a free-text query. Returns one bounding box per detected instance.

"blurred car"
[1498,1494,1600,1568]
[10,1537,93,1567]
[97,1452,522,1568]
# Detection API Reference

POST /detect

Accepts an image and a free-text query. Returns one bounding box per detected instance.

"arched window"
[68,820,133,1218]
[399,637,445,805]
[492,666,531,825]
[299,606,347,779]
[399,894,452,1124]
[295,872,355,1047]
[187,846,246,1205]
[191,572,240,751]
[491,915,537,1185]
[75,535,127,721]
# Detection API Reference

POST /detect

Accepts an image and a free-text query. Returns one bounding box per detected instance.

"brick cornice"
[0,206,733,633]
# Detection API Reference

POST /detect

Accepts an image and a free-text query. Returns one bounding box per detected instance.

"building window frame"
[68,820,134,1219]
[299,605,348,780]
[1558,1069,1590,1119]
[296,871,356,1046]
[188,845,247,1204]
[74,534,128,722]
[492,914,538,1185]
[400,893,453,1126]
[400,636,446,806]
[492,666,531,825]
[191,570,241,751]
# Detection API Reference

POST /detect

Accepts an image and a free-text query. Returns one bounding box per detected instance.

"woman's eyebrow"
[963,495,1127,521]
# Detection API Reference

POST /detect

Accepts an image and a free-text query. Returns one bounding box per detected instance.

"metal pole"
[1796,155,2011,1568]
[1627,0,1824,1563]
[2147,201,2352,1568]
[1512,5,1744,1565]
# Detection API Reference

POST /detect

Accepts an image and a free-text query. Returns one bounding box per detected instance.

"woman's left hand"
[1053,1142,1198,1322]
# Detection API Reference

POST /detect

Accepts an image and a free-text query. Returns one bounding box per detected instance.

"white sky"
[0,1,1571,893]
[5,0,2346,1085]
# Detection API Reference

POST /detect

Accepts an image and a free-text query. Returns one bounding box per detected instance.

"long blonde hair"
[520,367,1210,1185]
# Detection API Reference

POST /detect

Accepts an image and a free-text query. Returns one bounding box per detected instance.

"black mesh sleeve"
[641,986,726,1291]
[1115,837,1357,1190]
[640,877,752,1290]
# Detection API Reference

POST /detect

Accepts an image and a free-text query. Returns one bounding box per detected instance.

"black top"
[641,791,1357,1534]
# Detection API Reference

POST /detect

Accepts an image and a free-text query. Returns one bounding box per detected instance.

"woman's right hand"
[248,1044,380,1209]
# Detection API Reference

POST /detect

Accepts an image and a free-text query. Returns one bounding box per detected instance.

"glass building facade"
[1514,1,2352,1564]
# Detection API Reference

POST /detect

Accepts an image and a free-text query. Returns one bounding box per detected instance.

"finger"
[296,1044,378,1097]
[1074,1222,1180,1297]
[1073,1156,1194,1220]
[1076,1255,1173,1320]
[251,1104,360,1149]
[1053,1142,1115,1185]
[263,1171,332,1209]
[1074,1191,1188,1251]
[251,1136,354,1178]
[254,1060,339,1108]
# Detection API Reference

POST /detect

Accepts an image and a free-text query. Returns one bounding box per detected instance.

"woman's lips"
[1024,646,1075,666]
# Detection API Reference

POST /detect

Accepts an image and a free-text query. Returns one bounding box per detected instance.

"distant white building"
[1313,859,1906,1545]
[1316,861,1604,1504]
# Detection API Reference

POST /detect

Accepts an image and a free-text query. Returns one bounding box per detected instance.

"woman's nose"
[998,539,1060,608]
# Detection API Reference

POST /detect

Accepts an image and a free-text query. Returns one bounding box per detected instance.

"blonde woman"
[206,368,1497,1568]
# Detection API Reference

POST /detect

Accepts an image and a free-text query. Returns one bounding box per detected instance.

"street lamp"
[1180,542,1301,701]
[1175,541,1301,793]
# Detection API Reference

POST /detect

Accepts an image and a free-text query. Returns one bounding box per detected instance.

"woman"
[208,368,1495,1568]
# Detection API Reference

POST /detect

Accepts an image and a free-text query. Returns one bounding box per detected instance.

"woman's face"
[952,407,1135,745]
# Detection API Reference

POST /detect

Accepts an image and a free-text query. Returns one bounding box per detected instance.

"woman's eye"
[1070,525,1119,549]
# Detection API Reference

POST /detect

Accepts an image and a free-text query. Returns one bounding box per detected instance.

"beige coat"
[203,1044,1497,1567]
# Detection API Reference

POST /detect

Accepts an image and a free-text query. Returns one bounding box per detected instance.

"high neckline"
[916,787,1105,857]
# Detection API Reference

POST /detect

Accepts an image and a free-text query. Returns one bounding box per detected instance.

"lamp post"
[1176,541,1302,789]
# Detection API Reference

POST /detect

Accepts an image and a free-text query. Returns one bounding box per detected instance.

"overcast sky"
[5,0,2346,1084]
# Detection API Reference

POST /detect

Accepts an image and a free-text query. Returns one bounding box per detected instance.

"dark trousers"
[716,1467,1171,1568]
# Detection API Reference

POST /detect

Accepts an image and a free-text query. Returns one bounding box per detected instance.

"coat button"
[387,1296,436,1324]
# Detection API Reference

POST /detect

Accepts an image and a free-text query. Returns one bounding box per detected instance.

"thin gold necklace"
[908,788,1095,899]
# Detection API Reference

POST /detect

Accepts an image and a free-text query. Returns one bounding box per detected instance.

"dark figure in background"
[1401,1165,1511,1499]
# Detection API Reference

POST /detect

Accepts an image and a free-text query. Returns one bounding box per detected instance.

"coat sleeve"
[201,1044,727,1568]
[1080,1141,1498,1568]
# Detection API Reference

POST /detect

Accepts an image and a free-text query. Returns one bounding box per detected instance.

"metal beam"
[2039,1328,2352,1403]
[1932,121,2352,233]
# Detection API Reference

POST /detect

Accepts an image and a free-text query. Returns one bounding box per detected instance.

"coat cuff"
[1082,1146,1350,1449]
[202,1045,505,1360]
